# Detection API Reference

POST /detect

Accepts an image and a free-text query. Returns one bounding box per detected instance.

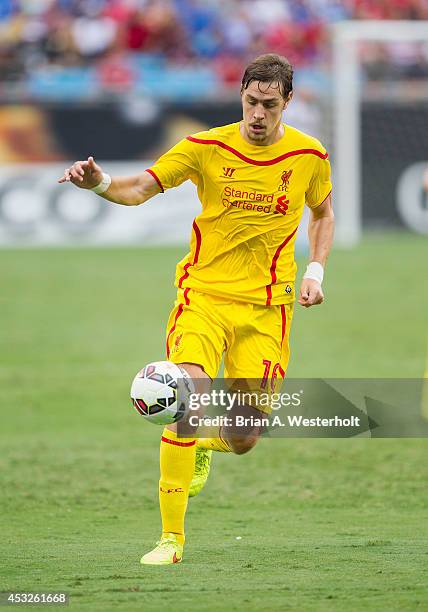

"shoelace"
[199,455,210,469]
[195,450,210,472]
[156,538,177,548]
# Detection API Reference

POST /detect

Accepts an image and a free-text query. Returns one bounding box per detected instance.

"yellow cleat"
[189,447,212,498]
[140,533,183,565]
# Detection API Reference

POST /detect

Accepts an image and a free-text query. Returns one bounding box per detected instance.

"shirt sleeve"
[305,153,332,209]
[146,138,201,192]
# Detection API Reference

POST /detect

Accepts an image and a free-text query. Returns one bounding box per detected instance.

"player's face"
[241,80,290,146]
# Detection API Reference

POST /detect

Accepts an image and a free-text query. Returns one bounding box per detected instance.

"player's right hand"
[58,156,103,189]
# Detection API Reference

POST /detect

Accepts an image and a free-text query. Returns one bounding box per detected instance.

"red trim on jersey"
[161,436,196,447]
[178,220,202,288]
[280,304,287,349]
[178,263,191,288]
[186,136,328,166]
[166,288,190,357]
[312,188,332,209]
[265,226,298,306]
[145,168,164,192]
[278,366,285,378]
[323,189,332,203]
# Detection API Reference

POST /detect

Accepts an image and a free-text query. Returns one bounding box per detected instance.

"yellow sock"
[159,428,196,546]
[197,427,231,452]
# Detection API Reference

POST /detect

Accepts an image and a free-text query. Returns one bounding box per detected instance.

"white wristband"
[91,172,111,195]
[303,261,324,285]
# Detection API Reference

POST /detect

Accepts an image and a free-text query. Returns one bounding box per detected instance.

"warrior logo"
[222,167,236,178]
[279,169,293,191]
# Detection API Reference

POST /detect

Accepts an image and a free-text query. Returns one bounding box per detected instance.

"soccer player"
[59,54,334,565]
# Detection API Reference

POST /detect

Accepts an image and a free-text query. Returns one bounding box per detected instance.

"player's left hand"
[298,279,324,308]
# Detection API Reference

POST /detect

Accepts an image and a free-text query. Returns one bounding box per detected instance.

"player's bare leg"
[220,402,264,454]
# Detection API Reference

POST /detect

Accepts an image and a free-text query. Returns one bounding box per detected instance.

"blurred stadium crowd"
[1,0,428,100]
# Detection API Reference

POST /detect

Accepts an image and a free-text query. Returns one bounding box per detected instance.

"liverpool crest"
[279,169,293,191]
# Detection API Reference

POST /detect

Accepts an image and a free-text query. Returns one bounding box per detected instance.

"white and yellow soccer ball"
[130,361,194,425]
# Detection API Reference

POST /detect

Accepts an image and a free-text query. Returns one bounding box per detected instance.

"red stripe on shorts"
[183,287,190,305]
[166,288,190,358]
[280,304,287,349]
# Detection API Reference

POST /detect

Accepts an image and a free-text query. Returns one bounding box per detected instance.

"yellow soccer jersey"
[147,122,332,306]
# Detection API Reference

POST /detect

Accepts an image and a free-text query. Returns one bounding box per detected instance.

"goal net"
[332,20,428,246]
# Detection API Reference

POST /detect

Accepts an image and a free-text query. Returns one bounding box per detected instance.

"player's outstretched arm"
[58,157,162,206]
[299,194,334,308]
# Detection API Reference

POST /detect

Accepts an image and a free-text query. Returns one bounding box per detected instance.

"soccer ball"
[130,361,194,425]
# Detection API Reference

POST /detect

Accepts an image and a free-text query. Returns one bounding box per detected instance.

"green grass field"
[1,232,427,611]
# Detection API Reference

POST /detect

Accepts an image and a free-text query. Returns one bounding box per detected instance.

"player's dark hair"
[241,54,293,100]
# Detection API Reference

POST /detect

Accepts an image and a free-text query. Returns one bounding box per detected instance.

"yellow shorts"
[166,288,293,386]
